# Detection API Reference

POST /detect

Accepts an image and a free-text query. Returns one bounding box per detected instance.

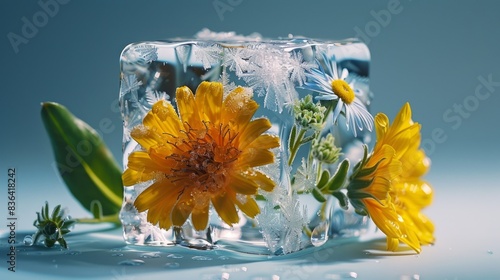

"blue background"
[1,1,500,279]
[0,0,499,247]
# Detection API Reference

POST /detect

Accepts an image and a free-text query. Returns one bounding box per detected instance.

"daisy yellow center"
[165,123,240,204]
[331,79,355,104]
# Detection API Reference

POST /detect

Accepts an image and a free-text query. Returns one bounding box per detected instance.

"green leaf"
[289,125,297,151]
[356,158,384,178]
[312,187,327,203]
[41,102,122,216]
[325,159,350,192]
[332,191,348,210]
[348,178,374,191]
[90,200,103,219]
[51,204,61,220]
[316,169,330,190]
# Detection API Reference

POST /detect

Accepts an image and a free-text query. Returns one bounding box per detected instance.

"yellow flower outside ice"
[122,81,279,231]
[373,103,435,251]
[348,103,434,253]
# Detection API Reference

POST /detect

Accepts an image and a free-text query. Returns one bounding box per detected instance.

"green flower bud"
[293,95,326,130]
[312,134,341,164]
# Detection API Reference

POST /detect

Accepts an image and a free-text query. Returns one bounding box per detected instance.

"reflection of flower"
[302,53,373,136]
[123,81,279,231]
[347,103,434,253]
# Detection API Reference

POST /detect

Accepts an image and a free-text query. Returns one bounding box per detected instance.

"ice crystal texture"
[119,30,371,255]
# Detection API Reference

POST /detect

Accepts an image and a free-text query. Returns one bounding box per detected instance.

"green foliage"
[41,102,122,217]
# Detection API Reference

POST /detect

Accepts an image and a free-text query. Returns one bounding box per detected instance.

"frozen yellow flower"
[122,81,279,231]
[348,103,434,253]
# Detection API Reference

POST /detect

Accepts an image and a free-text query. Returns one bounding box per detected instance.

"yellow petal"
[234,196,260,218]
[245,134,280,150]
[176,86,203,129]
[392,102,413,132]
[244,170,276,192]
[395,180,433,209]
[386,237,399,251]
[145,100,183,136]
[238,118,273,149]
[374,113,389,141]
[227,172,259,195]
[191,205,210,231]
[194,81,223,124]
[130,125,161,151]
[212,192,239,226]
[126,151,163,174]
[222,87,259,131]
[171,196,194,227]
[122,168,154,186]
[134,180,179,213]
[237,148,275,168]
[364,199,402,240]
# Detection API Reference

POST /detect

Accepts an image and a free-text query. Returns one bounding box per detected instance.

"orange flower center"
[165,123,240,204]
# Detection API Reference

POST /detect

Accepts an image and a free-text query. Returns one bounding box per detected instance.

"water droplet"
[221,272,230,280]
[118,259,145,266]
[180,238,213,250]
[166,253,183,259]
[23,235,33,246]
[487,250,493,254]
[241,266,248,272]
[112,253,124,257]
[346,272,358,278]
[218,256,230,260]
[400,275,420,280]
[109,248,123,252]
[164,262,180,268]
[311,221,329,247]
[64,250,81,255]
[192,255,212,261]
[272,275,280,280]
[140,252,161,258]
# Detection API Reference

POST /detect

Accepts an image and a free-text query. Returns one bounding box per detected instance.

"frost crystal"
[120,74,142,96]
[257,185,308,255]
[288,51,317,86]
[138,212,168,243]
[144,88,169,106]
[131,44,158,64]
[292,157,317,193]
[193,42,222,70]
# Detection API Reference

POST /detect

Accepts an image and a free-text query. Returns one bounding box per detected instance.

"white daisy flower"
[302,53,373,136]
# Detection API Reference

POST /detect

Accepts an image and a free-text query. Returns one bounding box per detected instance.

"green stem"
[75,213,120,225]
[288,128,306,166]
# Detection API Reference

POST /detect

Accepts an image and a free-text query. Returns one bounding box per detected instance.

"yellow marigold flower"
[122,81,280,231]
[374,103,435,248]
[348,103,434,253]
